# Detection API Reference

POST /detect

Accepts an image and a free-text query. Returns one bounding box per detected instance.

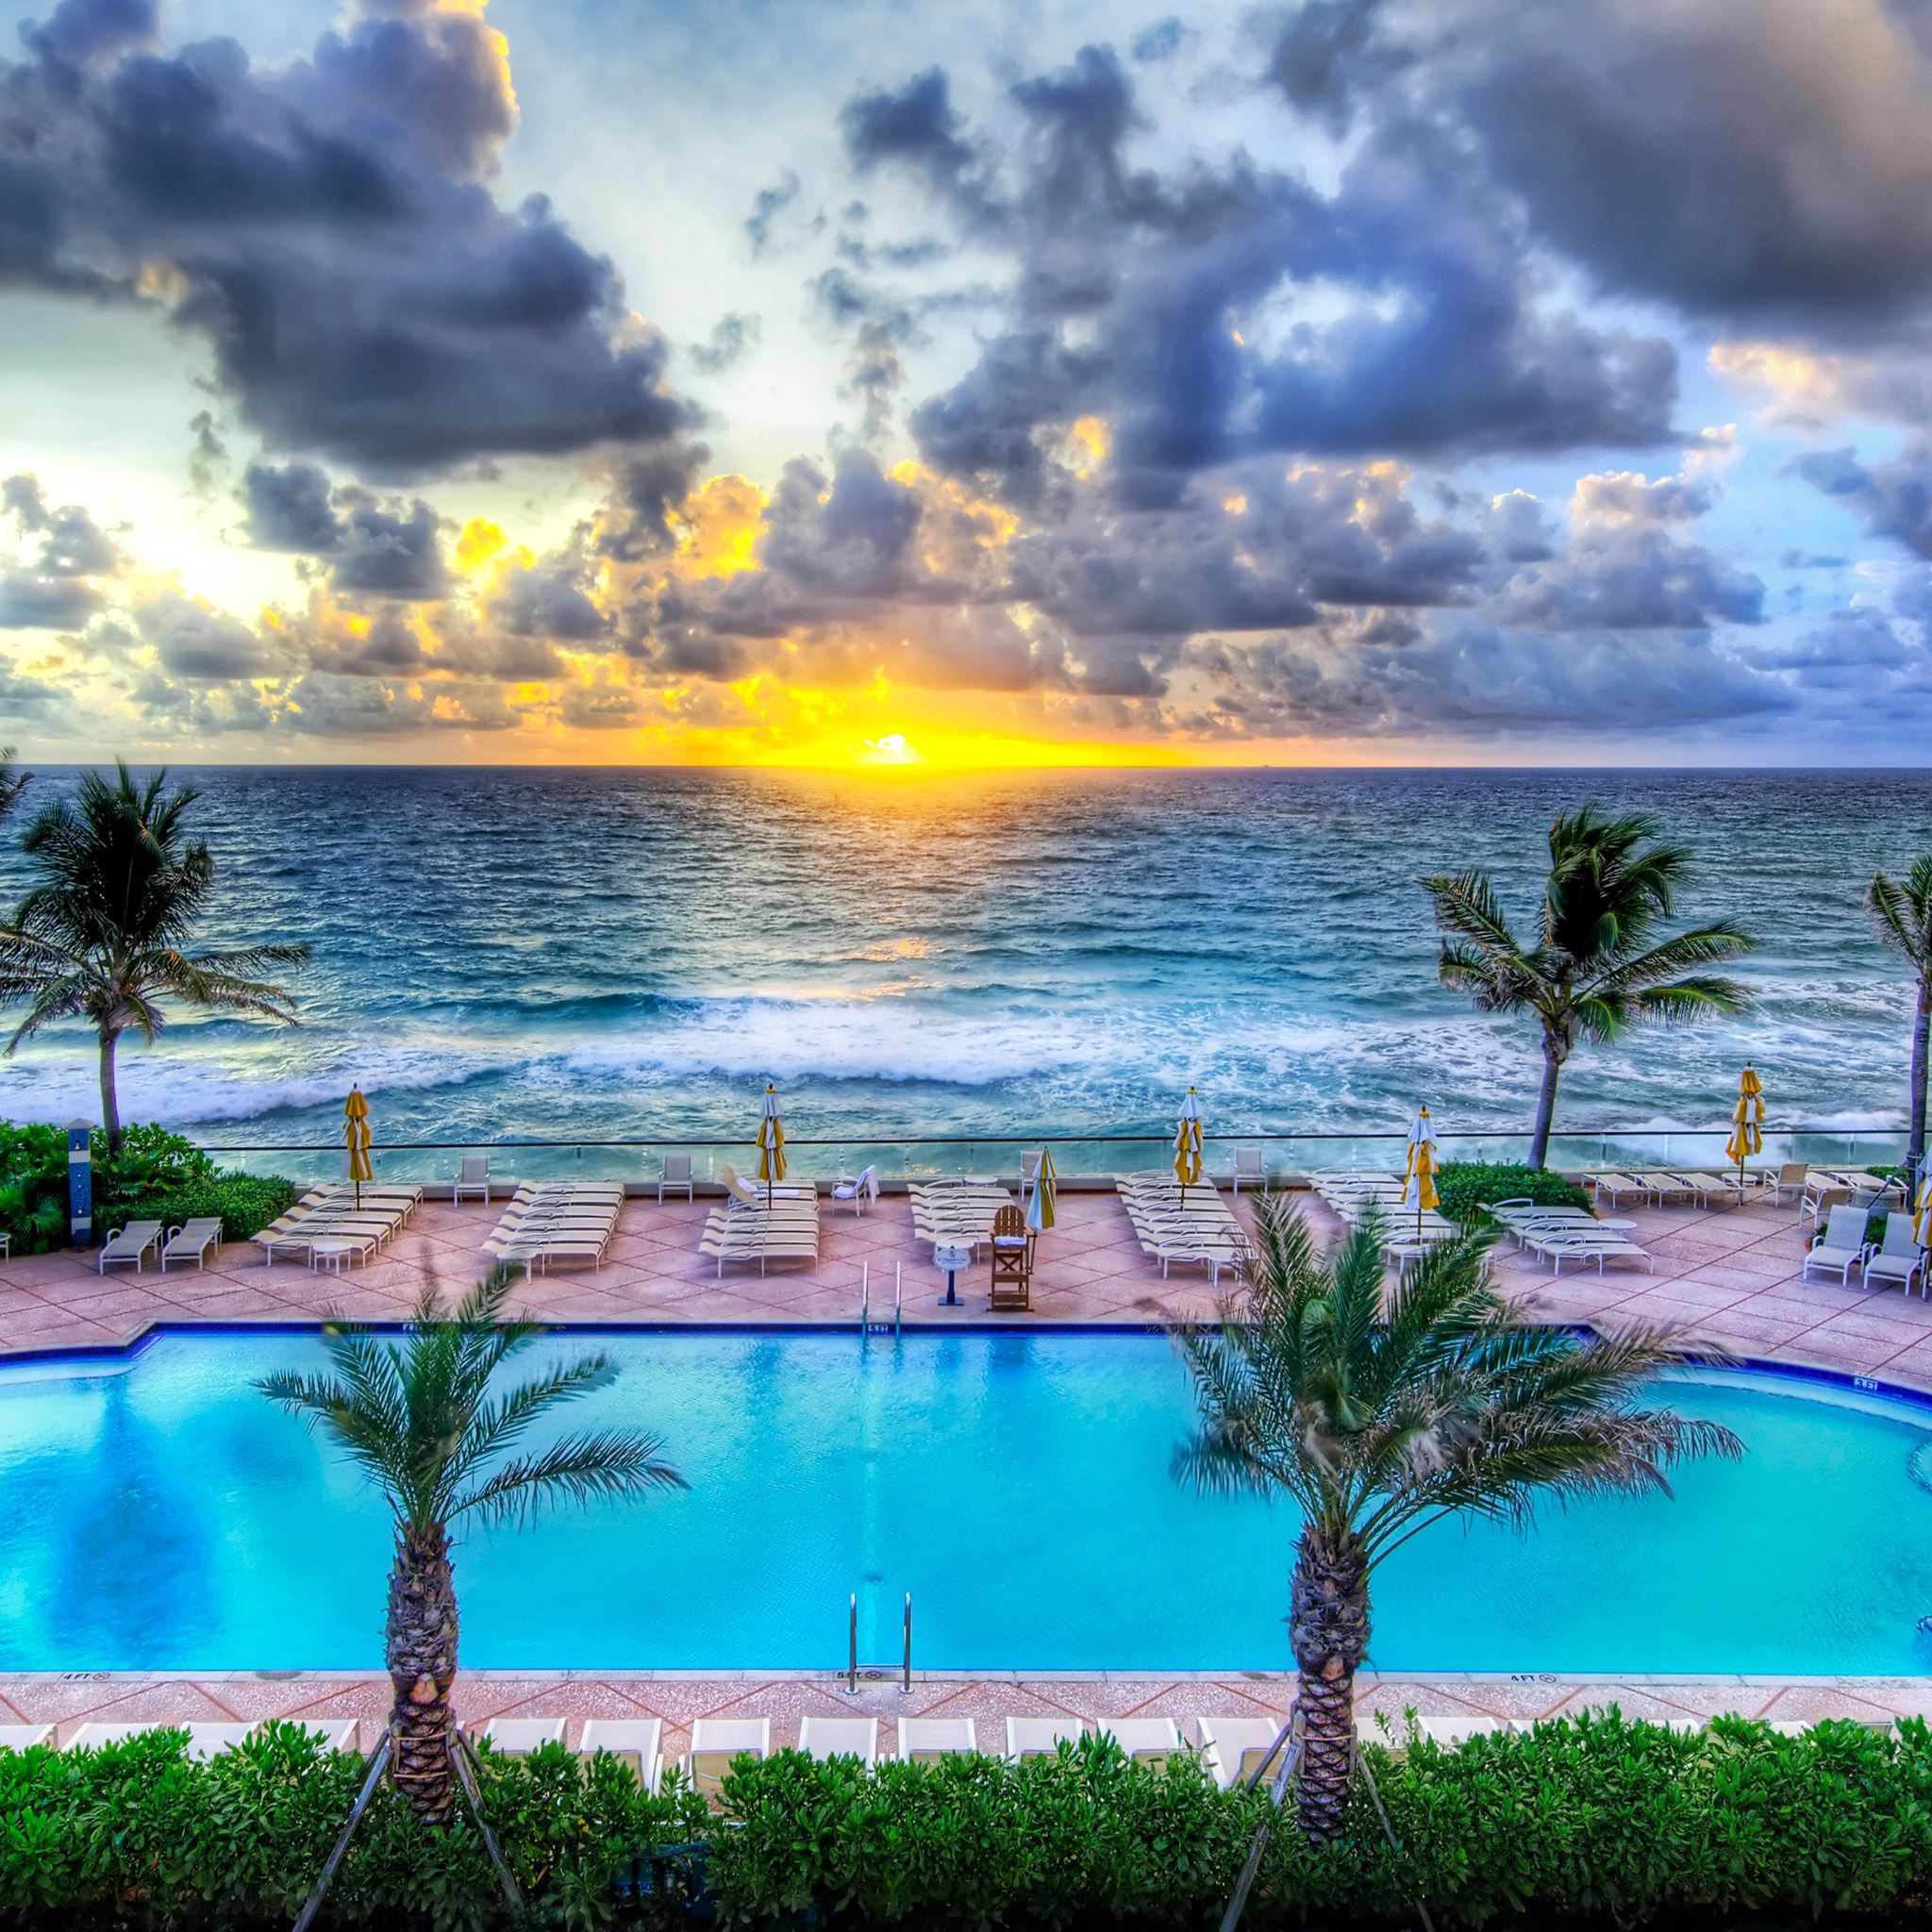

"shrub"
[0,1123,69,1255]
[132,1174,301,1242]
[2,1714,1927,1930]
[1432,1160,1592,1224]
[0,1120,297,1253]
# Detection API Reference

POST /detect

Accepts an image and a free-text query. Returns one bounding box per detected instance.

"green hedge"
[1433,1160,1593,1225]
[2,1714,1929,1930]
[0,1121,298,1252]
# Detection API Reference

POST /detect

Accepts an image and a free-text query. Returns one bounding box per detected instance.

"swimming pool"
[2,1329,1930,1675]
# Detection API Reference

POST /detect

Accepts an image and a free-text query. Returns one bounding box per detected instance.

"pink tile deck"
[6,1184,1927,1726]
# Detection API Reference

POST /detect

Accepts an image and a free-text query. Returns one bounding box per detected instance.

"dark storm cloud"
[242,460,344,552]
[0,0,700,475]
[1441,0,1932,326]
[849,45,1676,508]
[1267,0,1402,134]
[329,492,449,599]
[1797,443,1932,558]
[487,552,608,641]
[595,444,711,560]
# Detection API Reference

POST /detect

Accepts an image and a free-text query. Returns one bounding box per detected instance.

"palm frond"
[452,1430,688,1528]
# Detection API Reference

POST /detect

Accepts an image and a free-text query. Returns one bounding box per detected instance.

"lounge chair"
[1198,1716,1286,1789]
[720,1164,816,1207]
[579,1719,662,1791]
[290,1720,360,1753]
[97,1221,162,1274]
[480,1717,566,1755]
[1101,1717,1181,1769]
[897,1717,976,1761]
[686,1718,770,1802]
[1006,1717,1085,1761]
[1863,1214,1926,1295]
[159,1218,224,1271]
[453,1155,491,1205]
[1757,1162,1808,1207]
[1803,1204,1874,1284]
[68,1722,162,1748]
[1589,1173,1656,1208]
[830,1165,879,1216]
[0,1724,52,1751]
[185,1723,255,1759]
[659,1155,693,1203]
[797,1716,878,1764]
[1801,1180,1851,1227]
[1232,1148,1266,1194]
[1526,1228,1656,1275]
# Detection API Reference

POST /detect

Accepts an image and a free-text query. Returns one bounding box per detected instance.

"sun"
[852,732,926,767]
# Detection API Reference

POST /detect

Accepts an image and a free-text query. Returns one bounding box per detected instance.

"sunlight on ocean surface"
[0,766,1926,1153]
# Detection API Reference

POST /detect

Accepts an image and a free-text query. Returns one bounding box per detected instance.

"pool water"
[2,1331,1929,1675]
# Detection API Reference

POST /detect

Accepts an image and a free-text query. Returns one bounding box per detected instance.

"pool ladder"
[848,1591,913,1692]
[858,1262,902,1340]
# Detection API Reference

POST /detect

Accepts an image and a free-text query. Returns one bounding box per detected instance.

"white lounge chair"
[686,1717,770,1801]
[1863,1214,1926,1295]
[185,1723,256,1759]
[659,1155,693,1203]
[1006,1717,1085,1761]
[797,1715,878,1764]
[897,1717,976,1762]
[159,1218,224,1271]
[0,1724,52,1751]
[1101,1717,1181,1768]
[97,1221,162,1274]
[579,1719,662,1791]
[1198,1716,1286,1789]
[68,1722,162,1748]
[830,1165,879,1216]
[480,1717,566,1755]
[454,1155,491,1205]
[1803,1204,1873,1284]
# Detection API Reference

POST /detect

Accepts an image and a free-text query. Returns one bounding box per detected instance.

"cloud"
[689,311,760,375]
[0,0,701,476]
[329,492,450,600]
[0,472,119,627]
[137,589,282,678]
[1797,442,1932,558]
[242,461,345,552]
[846,45,1677,508]
[1419,0,1932,326]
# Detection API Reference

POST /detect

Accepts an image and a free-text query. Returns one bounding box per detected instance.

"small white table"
[934,1242,973,1307]
[308,1238,364,1274]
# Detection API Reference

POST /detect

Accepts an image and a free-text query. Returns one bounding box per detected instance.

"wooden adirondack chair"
[988,1203,1035,1310]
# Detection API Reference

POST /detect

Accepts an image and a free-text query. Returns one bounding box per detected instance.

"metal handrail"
[846,1592,913,1694]
[183,1121,1905,1155]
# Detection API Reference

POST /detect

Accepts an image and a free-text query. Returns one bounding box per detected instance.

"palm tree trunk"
[1528,1039,1564,1171]
[1910,976,1930,1182]
[1289,1525,1369,1841]
[386,1523,459,1827]
[97,1029,123,1156]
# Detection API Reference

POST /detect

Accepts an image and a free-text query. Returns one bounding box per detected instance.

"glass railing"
[191,1124,1909,1189]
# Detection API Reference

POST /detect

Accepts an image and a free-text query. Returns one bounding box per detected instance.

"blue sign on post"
[67,1120,92,1247]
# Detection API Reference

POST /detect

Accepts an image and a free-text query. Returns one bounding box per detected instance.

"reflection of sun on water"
[855,732,924,767]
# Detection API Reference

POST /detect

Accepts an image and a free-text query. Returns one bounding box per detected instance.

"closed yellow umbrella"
[1724,1064,1763,1200]
[1401,1105,1440,1242]
[756,1083,786,1208]
[1914,1173,1932,1249]
[1026,1147,1058,1234]
[343,1086,373,1209]
[1174,1088,1204,1207]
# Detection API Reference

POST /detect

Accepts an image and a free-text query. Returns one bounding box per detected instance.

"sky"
[3,0,1932,768]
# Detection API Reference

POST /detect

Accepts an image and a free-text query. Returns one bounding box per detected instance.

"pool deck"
[5,1183,1931,1734]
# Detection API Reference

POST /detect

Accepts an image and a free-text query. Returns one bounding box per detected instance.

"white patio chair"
[658,1154,693,1203]
[1803,1204,1874,1284]
[453,1154,491,1205]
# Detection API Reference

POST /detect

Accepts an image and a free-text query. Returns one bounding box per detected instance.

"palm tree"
[0,760,308,1151]
[258,1272,686,1827]
[1424,806,1755,1169]
[1172,1199,1739,1842]
[0,747,25,824]
[1865,858,1932,1184]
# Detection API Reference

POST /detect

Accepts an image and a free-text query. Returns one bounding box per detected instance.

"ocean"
[0,766,1926,1174]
